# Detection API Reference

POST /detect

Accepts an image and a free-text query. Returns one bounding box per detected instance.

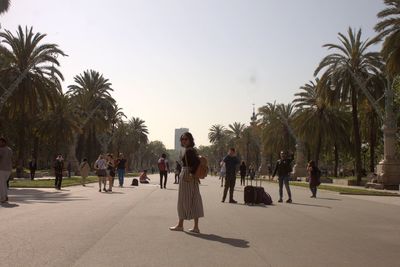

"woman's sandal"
[169,226,184,231]
[188,228,200,234]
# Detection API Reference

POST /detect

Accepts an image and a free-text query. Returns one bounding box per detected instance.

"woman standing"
[79,158,90,186]
[239,161,247,186]
[170,132,204,234]
[95,154,107,192]
[307,160,321,198]
[107,154,116,192]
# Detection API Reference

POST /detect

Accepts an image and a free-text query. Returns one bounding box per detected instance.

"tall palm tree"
[315,27,383,184]
[375,0,400,76]
[127,117,149,169]
[0,26,65,174]
[0,0,10,15]
[67,69,115,167]
[293,79,351,167]
[258,102,296,161]
[208,124,228,161]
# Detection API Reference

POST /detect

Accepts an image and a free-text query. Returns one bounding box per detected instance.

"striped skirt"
[177,167,204,220]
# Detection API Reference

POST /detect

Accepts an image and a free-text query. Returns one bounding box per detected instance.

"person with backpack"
[158,153,169,189]
[54,154,64,190]
[272,151,293,203]
[79,158,90,186]
[222,148,239,204]
[170,132,204,234]
[239,161,246,186]
[307,160,321,198]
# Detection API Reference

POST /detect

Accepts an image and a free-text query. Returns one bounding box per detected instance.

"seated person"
[139,170,150,184]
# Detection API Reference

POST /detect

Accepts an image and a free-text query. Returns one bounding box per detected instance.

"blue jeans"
[278,175,292,200]
[118,169,125,186]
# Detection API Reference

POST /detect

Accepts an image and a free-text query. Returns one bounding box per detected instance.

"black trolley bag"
[244,175,272,205]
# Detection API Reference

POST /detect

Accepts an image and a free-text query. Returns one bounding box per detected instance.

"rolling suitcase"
[244,175,272,205]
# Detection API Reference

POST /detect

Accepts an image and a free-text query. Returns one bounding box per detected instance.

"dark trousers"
[159,171,167,188]
[223,176,236,201]
[278,175,292,200]
[55,173,63,189]
[30,170,36,180]
[240,174,245,185]
[310,185,317,197]
[174,172,180,183]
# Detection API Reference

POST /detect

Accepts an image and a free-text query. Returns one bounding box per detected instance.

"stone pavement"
[1,174,400,267]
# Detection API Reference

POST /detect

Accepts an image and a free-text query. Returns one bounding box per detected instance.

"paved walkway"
[1,175,400,267]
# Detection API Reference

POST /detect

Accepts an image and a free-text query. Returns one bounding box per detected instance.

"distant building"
[175,128,189,151]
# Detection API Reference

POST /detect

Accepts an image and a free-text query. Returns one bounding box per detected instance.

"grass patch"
[10,176,99,188]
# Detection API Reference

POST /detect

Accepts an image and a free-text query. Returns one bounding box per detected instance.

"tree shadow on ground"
[7,188,88,205]
[290,202,332,209]
[186,232,250,248]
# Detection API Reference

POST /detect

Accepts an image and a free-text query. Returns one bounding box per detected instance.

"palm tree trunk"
[67,133,80,175]
[369,114,376,173]
[351,89,363,185]
[315,131,322,166]
[334,143,339,177]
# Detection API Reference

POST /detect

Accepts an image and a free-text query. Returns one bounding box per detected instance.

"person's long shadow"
[290,202,332,209]
[185,232,250,248]
[0,202,19,208]
[317,197,342,201]
[8,188,88,204]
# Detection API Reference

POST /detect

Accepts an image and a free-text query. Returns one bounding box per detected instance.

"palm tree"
[258,102,296,166]
[126,117,149,170]
[375,0,400,76]
[66,69,115,168]
[293,79,351,167]
[0,0,10,15]
[208,124,228,161]
[315,27,383,184]
[0,26,65,175]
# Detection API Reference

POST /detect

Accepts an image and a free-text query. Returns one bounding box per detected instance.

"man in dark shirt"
[222,148,239,203]
[54,154,64,190]
[272,151,293,203]
[116,153,127,187]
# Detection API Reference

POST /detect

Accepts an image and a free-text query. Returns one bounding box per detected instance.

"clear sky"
[2,0,384,148]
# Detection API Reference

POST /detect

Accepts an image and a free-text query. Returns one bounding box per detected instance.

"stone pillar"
[377,126,400,190]
[292,141,307,180]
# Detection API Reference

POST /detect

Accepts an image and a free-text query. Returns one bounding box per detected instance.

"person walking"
[219,161,226,187]
[29,158,37,180]
[79,158,90,186]
[67,161,72,178]
[94,154,107,192]
[107,154,115,192]
[158,153,169,189]
[170,132,204,233]
[0,137,12,203]
[174,161,182,184]
[54,154,64,190]
[222,148,239,203]
[116,153,127,187]
[272,151,293,203]
[307,160,321,198]
[239,161,247,186]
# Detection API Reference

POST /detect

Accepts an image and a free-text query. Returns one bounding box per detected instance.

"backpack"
[195,156,208,179]
[158,158,166,171]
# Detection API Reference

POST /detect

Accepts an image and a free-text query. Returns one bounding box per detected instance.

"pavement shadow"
[0,202,19,208]
[317,197,342,201]
[235,203,268,208]
[186,233,250,248]
[290,202,332,209]
[8,188,88,205]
